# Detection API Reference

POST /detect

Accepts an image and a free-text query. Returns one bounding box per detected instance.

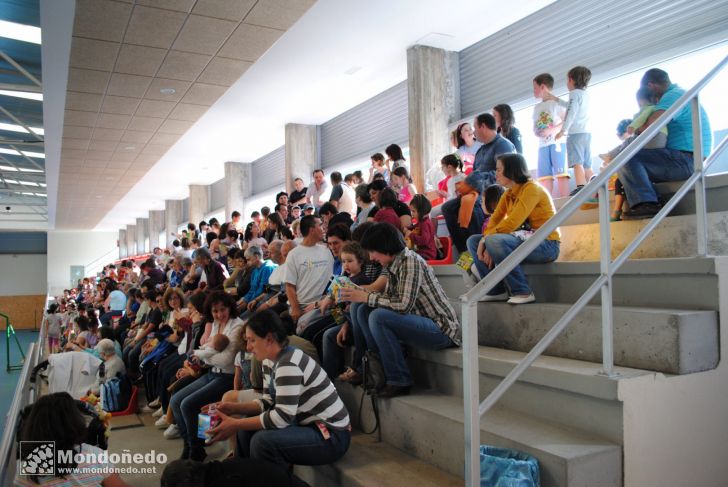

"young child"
[193,333,230,363]
[391,166,417,205]
[232,326,253,391]
[405,194,437,260]
[532,73,569,198]
[324,242,378,383]
[550,66,593,196]
[44,304,62,354]
[431,153,466,219]
[600,87,668,163]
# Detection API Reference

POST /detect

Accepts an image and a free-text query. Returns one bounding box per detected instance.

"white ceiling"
[43,0,554,231]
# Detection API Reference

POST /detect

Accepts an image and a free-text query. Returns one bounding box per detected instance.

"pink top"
[409,216,436,260]
[398,185,414,204]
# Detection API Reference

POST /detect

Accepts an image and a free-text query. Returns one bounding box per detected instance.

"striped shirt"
[255,347,350,430]
[367,248,461,345]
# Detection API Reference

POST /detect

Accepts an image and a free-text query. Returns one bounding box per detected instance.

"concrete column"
[225,161,252,222]
[119,229,127,258]
[165,199,183,248]
[136,217,149,255]
[285,124,318,193]
[189,184,210,226]
[148,210,165,250]
[126,224,137,256]
[407,45,460,191]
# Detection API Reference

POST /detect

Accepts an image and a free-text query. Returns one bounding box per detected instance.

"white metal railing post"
[598,181,615,376]
[461,301,480,486]
[691,96,707,256]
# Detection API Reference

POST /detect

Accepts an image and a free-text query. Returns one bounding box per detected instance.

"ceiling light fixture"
[0,148,45,159]
[123,145,136,150]
[159,88,176,95]
[344,66,361,75]
[0,20,42,44]
[0,90,43,101]
[0,122,44,135]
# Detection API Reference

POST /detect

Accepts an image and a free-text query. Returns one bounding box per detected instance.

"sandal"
[338,367,363,385]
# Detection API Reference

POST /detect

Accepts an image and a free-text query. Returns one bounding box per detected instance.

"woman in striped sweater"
[208,309,351,466]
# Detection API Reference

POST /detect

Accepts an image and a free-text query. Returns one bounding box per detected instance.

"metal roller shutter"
[320,81,409,168]
[459,0,728,118]
[209,178,225,212]
[252,145,285,192]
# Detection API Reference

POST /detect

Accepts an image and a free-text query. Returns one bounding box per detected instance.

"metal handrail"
[462,54,728,485]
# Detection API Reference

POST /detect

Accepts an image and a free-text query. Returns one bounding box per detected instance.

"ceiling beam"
[7,144,44,170]
[0,49,42,88]
[0,105,43,141]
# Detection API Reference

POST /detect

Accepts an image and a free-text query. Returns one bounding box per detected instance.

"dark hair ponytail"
[441,153,463,171]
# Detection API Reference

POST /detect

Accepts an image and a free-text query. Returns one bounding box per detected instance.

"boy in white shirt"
[548,66,593,196]
[532,73,569,198]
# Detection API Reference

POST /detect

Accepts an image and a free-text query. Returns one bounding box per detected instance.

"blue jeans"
[466,234,506,296]
[236,424,350,466]
[475,233,560,296]
[322,324,343,379]
[618,148,693,207]
[169,371,234,448]
[353,306,454,387]
[442,197,486,252]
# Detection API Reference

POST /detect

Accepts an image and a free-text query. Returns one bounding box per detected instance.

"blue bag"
[480,445,540,487]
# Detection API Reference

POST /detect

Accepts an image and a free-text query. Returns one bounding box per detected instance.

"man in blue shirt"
[620,68,712,219]
[442,113,516,251]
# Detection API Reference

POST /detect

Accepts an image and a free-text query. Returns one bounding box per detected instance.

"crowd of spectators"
[29,64,712,485]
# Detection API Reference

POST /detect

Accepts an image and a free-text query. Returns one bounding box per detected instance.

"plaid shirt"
[367,248,461,345]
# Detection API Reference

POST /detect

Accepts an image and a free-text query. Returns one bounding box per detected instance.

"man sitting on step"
[618,68,712,220]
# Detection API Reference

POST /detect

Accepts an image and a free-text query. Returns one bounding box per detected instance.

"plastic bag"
[480,445,540,487]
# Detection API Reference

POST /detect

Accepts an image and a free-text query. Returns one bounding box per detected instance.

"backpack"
[101,374,131,412]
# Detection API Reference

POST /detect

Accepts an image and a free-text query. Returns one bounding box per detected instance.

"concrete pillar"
[189,184,209,226]
[126,224,137,256]
[165,199,183,248]
[225,161,252,222]
[407,45,460,191]
[119,229,127,258]
[285,124,318,193]
[136,217,149,255]
[149,210,165,250]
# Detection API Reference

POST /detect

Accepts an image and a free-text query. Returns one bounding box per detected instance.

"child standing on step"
[533,73,569,198]
[548,66,593,196]
[44,303,63,354]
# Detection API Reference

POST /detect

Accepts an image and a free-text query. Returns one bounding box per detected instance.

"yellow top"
[484,180,560,241]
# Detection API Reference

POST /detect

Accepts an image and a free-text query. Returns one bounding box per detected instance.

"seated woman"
[344,223,461,398]
[207,309,350,467]
[466,153,560,304]
[90,338,126,396]
[169,291,243,461]
[16,392,130,487]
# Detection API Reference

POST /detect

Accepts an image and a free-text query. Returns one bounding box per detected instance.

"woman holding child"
[466,153,560,304]
[169,291,243,461]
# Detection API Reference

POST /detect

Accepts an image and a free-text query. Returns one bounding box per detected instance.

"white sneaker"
[152,407,164,418]
[507,293,536,305]
[479,292,509,302]
[163,424,180,439]
[148,398,161,408]
[140,405,155,414]
[154,416,169,429]
[470,264,482,281]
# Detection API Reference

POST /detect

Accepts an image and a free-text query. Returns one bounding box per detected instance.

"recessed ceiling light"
[344,66,361,75]
[95,195,103,199]
[124,145,136,150]
[159,88,176,95]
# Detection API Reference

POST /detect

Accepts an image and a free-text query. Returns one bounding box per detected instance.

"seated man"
[441,113,515,252]
[619,68,712,219]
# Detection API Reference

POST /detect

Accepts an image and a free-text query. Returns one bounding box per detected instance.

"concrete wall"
[46,230,118,296]
[619,256,728,486]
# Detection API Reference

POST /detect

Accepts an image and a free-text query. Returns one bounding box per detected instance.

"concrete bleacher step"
[434,257,722,311]
[361,390,622,487]
[557,210,728,261]
[293,433,462,487]
[474,302,718,374]
[553,171,728,227]
[407,346,654,444]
